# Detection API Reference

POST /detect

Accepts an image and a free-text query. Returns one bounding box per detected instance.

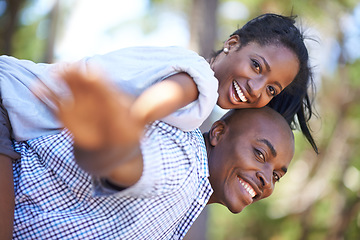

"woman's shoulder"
[100,45,200,60]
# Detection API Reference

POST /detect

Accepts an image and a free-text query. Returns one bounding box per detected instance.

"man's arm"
[0,103,20,240]
[0,155,14,240]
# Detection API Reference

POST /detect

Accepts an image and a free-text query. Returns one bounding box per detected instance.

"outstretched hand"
[34,64,144,150]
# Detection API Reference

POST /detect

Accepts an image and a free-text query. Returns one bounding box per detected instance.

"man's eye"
[273,172,280,182]
[255,149,265,162]
[252,59,262,73]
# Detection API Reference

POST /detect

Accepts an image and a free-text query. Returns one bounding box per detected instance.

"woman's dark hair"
[215,13,318,153]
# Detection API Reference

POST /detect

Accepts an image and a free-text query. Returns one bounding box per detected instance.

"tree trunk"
[189,0,218,59]
[0,0,26,55]
[43,0,60,63]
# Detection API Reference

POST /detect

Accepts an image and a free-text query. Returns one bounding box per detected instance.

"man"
[9,69,294,239]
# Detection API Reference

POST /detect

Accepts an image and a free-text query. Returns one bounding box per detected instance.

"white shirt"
[0,46,218,141]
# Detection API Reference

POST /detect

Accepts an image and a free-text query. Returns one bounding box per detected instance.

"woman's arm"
[35,67,145,186]
[130,72,199,126]
[37,67,198,188]
[0,155,14,240]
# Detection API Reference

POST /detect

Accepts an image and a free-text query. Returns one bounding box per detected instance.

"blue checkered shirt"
[12,121,213,239]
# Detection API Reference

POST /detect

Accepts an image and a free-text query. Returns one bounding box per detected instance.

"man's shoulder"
[145,121,204,144]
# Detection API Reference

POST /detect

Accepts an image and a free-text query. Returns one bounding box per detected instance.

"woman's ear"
[224,35,240,51]
[209,120,227,146]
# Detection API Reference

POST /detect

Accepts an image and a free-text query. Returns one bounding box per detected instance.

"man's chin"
[226,202,248,214]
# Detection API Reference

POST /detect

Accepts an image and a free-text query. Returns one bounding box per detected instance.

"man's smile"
[237,176,256,198]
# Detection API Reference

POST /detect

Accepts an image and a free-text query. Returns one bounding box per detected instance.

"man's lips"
[232,81,248,103]
[237,176,256,198]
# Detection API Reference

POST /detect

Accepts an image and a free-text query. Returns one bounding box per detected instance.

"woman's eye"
[268,86,277,96]
[273,172,280,182]
[252,59,262,73]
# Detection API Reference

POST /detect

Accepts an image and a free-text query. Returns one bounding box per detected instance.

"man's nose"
[256,170,273,191]
[248,76,267,98]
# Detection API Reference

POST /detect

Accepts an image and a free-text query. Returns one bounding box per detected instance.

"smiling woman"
[212,40,299,109]
[2,13,317,153]
[209,13,317,153]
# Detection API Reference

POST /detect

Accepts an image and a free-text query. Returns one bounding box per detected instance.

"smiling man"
[205,108,294,214]
[12,103,294,240]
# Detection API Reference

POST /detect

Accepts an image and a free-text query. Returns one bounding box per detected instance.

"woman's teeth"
[238,177,256,198]
[233,81,248,102]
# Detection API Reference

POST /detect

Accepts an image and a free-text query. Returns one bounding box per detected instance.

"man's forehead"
[226,108,294,144]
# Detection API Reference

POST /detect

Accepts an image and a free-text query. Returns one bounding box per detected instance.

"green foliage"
[0,0,53,61]
[11,19,46,61]
[348,59,360,87]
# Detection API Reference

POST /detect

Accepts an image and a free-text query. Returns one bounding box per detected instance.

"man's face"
[207,109,294,213]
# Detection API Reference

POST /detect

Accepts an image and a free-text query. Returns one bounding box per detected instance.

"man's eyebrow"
[281,167,288,173]
[256,54,283,91]
[258,139,277,157]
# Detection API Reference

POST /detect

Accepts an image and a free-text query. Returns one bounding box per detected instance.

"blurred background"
[1,0,359,239]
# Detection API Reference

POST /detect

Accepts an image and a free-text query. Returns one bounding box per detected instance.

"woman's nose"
[248,77,266,99]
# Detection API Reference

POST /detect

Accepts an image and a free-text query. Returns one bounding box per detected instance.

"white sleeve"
[85,46,219,132]
[160,56,219,131]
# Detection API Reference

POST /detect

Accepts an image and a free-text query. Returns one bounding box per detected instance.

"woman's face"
[211,37,300,109]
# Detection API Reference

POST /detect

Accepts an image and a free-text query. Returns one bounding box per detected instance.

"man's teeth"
[233,81,248,102]
[238,177,256,198]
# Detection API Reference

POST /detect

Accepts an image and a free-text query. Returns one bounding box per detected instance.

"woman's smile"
[232,81,248,103]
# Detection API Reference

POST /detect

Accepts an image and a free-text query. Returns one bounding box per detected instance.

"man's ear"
[209,120,227,146]
[224,35,240,51]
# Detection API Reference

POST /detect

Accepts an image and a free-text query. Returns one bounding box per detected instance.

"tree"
[0,0,62,62]
[0,0,26,55]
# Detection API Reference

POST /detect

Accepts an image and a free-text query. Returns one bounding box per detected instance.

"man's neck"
[202,132,210,158]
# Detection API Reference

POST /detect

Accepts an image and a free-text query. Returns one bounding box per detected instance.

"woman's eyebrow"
[258,138,277,157]
[274,81,283,91]
[256,55,284,91]
[256,54,271,72]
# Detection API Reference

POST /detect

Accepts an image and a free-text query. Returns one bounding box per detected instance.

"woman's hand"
[35,64,144,151]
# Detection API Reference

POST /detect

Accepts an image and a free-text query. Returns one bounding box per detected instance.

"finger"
[60,66,109,100]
